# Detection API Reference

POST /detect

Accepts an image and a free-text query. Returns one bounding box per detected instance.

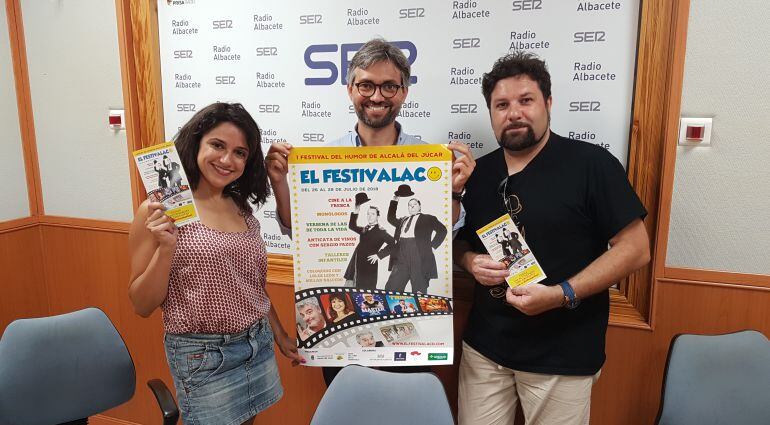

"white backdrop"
[157,0,640,254]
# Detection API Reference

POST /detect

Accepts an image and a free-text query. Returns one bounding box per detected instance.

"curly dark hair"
[173,102,268,213]
[481,51,551,108]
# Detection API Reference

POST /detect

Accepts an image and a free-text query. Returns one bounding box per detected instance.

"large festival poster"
[289,145,454,366]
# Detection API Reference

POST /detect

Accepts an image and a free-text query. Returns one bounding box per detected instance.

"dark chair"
[310,365,454,425]
[0,307,179,425]
[656,330,770,425]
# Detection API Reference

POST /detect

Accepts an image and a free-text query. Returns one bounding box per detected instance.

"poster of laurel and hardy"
[289,145,453,299]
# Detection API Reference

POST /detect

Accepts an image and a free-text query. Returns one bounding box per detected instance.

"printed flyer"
[476,214,546,288]
[132,142,199,226]
[289,145,454,366]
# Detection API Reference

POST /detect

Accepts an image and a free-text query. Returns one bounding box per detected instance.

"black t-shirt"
[457,133,647,375]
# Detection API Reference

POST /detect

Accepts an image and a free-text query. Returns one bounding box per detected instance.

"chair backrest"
[0,308,136,425]
[310,365,454,425]
[656,330,770,425]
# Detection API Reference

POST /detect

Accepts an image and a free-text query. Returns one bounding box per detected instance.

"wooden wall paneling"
[37,224,170,425]
[125,0,164,150]
[651,0,690,284]
[612,0,682,326]
[115,0,144,211]
[40,225,129,317]
[123,0,165,208]
[0,226,48,334]
[5,0,43,215]
[0,215,36,232]
[113,302,170,425]
[38,215,131,233]
[665,267,770,289]
[593,278,770,425]
[254,283,326,424]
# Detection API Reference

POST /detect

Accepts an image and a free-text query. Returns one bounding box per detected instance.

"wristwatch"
[558,280,580,310]
[452,188,465,201]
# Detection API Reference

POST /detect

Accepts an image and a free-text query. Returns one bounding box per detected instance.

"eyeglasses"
[497,176,525,239]
[354,82,403,99]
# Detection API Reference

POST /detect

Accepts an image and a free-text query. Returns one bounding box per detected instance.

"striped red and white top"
[162,212,270,334]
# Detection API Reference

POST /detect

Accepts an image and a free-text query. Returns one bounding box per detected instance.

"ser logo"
[255,47,278,56]
[452,38,481,49]
[215,75,236,85]
[512,0,543,11]
[176,103,196,112]
[173,50,193,59]
[569,101,601,112]
[212,19,233,29]
[263,210,277,219]
[450,104,478,114]
[258,104,280,113]
[573,31,606,43]
[302,133,325,142]
[399,8,425,18]
[304,41,417,85]
[299,14,322,24]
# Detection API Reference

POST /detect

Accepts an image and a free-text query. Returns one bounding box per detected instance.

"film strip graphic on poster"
[295,287,453,349]
[157,0,641,255]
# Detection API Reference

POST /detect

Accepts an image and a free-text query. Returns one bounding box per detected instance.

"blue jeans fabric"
[164,319,283,425]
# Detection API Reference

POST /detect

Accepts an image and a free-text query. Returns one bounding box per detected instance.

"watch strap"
[558,280,579,309]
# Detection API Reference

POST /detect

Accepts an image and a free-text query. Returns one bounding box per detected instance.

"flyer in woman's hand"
[132,142,199,226]
[476,214,546,288]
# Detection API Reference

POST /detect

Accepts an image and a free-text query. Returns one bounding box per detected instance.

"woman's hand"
[145,202,178,250]
[275,330,305,366]
[266,142,292,185]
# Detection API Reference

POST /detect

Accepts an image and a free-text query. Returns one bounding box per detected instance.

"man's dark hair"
[174,102,268,213]
[481,51,551,108]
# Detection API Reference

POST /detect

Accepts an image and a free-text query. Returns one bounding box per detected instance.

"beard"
[355,101,401,129]
[497,122,541,151]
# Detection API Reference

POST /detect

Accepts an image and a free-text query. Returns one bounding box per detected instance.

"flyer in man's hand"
[132,142,199,226]
[476,214,546,288]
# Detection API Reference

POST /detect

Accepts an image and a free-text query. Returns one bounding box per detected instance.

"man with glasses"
[454,51,650,425]
[267,38,474,231]
[266,38,475,385]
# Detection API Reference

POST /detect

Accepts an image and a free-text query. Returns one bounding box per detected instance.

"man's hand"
[266,142,292,184]
[367,254,379,264]
[505,284,564,316]
[462,252,509,286]
[447,141,476,193]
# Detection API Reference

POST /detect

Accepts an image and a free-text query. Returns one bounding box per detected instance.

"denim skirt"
[164,319,283,425]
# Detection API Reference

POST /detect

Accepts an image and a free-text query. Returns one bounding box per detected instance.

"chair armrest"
[147,379,180,425]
